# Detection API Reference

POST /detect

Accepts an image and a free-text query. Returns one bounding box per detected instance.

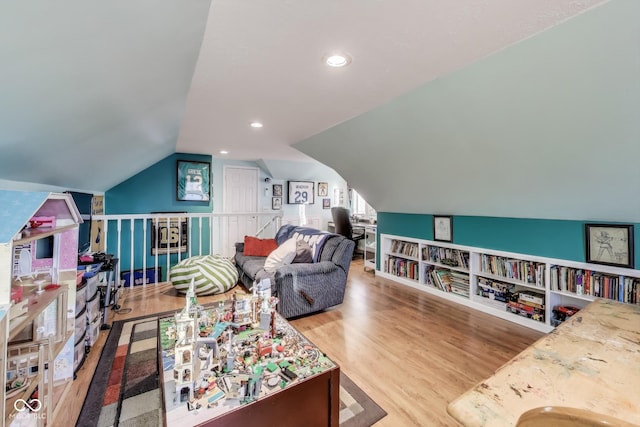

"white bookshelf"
[378,234,640,333]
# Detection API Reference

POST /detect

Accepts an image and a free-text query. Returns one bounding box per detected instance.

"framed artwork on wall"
[272,197,282,210]
[177,160,210,201]
[585,223,634,268]
[433,215,453,242]
[318,182,328,197]
[322,198,331,209]
[272,184,283,197]
[287,181,315,204]
[151,216,188,255]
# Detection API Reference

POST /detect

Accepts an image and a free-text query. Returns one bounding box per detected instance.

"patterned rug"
[77,312,386,427]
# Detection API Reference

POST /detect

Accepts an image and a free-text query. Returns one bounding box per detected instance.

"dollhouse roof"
[0,190,82,243]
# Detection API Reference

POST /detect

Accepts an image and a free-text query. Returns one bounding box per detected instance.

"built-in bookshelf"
[422,245,470,298]
[378,234,640,333]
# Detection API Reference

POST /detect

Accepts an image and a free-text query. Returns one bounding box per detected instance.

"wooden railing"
[91,212,282,286]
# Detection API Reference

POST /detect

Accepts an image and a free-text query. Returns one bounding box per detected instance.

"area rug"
[77,311,386,427]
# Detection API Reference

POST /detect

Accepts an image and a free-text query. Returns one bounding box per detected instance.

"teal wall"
[104,153,212,277]
[378,212,640,268]
[106,153,212,214]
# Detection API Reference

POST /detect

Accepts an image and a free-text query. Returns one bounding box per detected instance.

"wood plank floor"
[60,259,543,427]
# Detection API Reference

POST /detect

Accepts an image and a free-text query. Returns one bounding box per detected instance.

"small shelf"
[476,271,545,290]
[9,285,69,342]
[423,260,469,274]
[13,224,77,246]
[549,290,596,302]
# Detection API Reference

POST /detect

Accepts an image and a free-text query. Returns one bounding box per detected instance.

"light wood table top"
[447,299,640,426]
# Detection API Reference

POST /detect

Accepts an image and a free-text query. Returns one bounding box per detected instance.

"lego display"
[159,279,337,425]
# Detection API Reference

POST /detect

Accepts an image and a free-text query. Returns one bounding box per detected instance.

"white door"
[223,166,259,256]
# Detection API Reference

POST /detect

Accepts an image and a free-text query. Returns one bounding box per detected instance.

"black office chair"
[331,207,365,258]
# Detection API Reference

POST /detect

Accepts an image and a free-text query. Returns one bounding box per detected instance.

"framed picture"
[322,198,331,209]
[272,184,283,197]
[272,197,282,210]
[287,181,315,204]
[318,182,328,197]
[151,216,188,255]
[177,160,210,201]
[585,224,634,268]
[433,215,453,242]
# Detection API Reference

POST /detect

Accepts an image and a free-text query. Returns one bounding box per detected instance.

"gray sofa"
[234,224,355,318]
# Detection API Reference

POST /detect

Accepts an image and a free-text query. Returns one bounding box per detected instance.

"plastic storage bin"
[86,291,100,323]
[75,282,87,315]
[85,316,101,347]
[74,330,87,372]
[75,306,87,343]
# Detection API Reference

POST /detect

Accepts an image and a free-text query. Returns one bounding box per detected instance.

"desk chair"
[331,207,365,258]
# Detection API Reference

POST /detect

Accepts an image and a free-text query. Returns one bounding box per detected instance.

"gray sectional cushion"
[240,258,267,279]
[235,224,355,318]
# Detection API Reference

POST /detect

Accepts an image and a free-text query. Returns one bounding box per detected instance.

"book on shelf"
[385,255,419,281]
[549,265,640,305]
[390,240,419,258]
[423,246,469,269]
[480,255,545,286]
[430,269,451,292]
[476,277,514,303]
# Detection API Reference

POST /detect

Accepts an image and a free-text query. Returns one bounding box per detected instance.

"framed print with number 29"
[287,181,315,204]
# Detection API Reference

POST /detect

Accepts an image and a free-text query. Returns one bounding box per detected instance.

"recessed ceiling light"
[250,121,263,128]
[324,53,352,68]
[219,150,228,155]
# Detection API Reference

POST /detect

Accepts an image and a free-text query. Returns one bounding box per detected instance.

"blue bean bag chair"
[170,255,238,295]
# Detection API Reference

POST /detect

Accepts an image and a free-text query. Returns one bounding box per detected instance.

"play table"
[158,301,340,427]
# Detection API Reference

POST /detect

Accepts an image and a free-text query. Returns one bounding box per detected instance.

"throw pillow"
[292,240,313,263]
[292,232,330,262]
[264,237,298,273]
[244,236,278,257]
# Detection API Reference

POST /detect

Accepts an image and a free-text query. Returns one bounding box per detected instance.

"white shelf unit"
[378,234,640,333]
[364,225,377,271]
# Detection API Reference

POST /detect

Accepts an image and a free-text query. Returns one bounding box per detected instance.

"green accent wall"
[378,212,640,268]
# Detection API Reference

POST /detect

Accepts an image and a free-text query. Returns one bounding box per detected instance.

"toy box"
[121,267,162,287]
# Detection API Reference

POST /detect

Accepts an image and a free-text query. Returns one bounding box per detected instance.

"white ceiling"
[0,0,608,192]
[177,0,607,162]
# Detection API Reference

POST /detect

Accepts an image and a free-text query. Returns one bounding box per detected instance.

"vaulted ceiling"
[3,1,638,222]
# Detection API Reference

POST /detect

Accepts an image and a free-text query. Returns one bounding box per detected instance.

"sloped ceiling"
[2,0,632,225]
[0,1,607,192]
[295,0,640,222]
[0,0,211,191]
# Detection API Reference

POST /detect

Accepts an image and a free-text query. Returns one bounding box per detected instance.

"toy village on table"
[159,279,336,422]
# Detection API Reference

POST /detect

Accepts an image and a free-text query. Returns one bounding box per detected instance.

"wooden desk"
[447,299,640,426]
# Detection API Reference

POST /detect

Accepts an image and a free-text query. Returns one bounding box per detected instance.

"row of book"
[385,255,419,281]
[426,267,470,297]
[422,246,470,269]
[476,277,514,303]
[389,240,419,258]
[550,266,640,304]
[480,255,545,287]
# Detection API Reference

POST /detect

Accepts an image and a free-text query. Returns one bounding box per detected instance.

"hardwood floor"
[60,260,543,427]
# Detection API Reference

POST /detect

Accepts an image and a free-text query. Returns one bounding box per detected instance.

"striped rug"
[77,312,386,427]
